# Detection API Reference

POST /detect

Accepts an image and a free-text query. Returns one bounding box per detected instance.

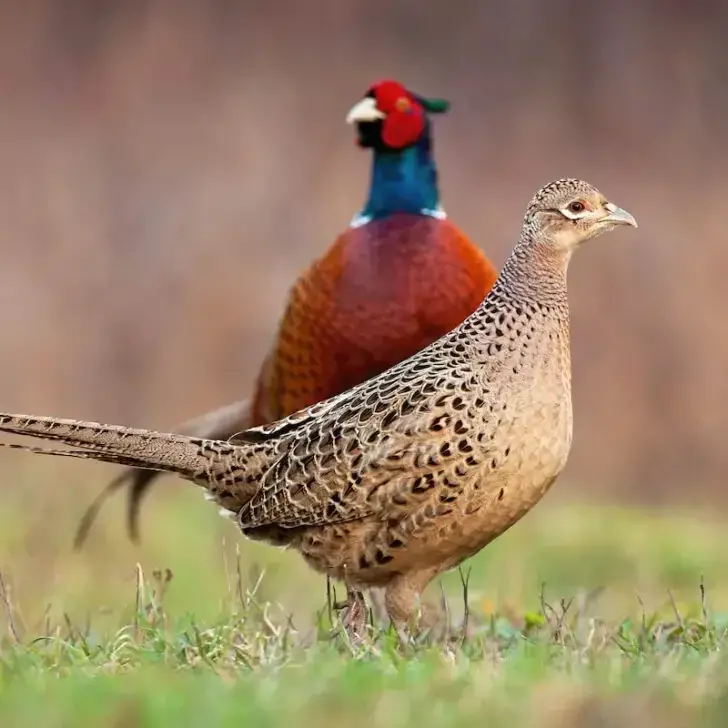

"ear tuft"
[419,97,450,114]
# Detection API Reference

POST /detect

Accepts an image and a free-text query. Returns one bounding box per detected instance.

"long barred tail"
[0,413,237,483]
[73,398,255,548]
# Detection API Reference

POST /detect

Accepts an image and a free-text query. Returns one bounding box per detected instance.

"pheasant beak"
[346,97,386,124]
[601,202,638,228]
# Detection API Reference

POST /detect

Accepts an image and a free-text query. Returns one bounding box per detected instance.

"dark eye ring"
[568,201,585,214]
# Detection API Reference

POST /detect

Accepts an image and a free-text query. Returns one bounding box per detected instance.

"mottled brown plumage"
[0,179,637,633]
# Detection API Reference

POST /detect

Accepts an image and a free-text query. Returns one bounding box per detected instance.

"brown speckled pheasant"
[0,179,636,636]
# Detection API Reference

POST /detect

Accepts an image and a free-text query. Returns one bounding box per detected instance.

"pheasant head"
[523,178,638,254]
[346,79,449,152]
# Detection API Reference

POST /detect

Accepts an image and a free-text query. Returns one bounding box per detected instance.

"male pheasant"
[74,79,499,547]
[0,179,637,638]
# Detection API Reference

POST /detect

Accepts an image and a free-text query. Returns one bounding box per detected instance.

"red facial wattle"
[371,80,426,149]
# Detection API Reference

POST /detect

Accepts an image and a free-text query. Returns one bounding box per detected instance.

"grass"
[1,575,728,728]
[1,462,728,726]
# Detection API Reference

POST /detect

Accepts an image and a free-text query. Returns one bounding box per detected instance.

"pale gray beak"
[602,202,638,228]
[346,97,386,124]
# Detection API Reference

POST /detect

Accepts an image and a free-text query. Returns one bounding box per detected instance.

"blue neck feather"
[352,126,445,227]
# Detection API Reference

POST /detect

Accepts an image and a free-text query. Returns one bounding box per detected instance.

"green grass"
[2,463,728,725]
[1,586,728,727]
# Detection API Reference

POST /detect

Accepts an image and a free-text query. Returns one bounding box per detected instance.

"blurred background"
[0,0,726,630]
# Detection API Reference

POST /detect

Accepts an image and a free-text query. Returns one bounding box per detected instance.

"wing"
[249,238,349,422]
[239,354,491,530]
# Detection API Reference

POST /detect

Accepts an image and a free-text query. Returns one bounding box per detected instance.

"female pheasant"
[0,179,637,641]
[74,79,499,551]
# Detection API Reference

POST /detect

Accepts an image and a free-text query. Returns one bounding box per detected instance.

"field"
[0,2,725,725]
[0,462,725,727]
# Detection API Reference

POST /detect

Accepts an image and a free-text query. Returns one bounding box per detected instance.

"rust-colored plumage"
[74,79,498,547]
[253,215,494,421]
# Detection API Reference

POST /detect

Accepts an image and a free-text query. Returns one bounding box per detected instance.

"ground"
[0,460,726,726]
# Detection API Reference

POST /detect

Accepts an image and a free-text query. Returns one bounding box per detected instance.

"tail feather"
[74,467,157,549]
[73,398,255,548]
[0,441,167,468]
[0,413,237,484]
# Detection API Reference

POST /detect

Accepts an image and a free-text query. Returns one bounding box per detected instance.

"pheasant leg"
[333,586,368,643]
[384,569,438,643]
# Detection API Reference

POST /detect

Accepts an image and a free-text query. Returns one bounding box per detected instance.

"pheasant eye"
[568,201,585,214]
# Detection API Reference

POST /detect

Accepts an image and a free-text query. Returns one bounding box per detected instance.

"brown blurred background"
[0,0,726,508]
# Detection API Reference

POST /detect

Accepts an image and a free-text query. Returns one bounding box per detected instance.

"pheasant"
[73,78,499,549]
[0,179,636,638]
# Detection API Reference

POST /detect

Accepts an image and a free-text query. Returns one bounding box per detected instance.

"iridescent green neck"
[352,131,444,227]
